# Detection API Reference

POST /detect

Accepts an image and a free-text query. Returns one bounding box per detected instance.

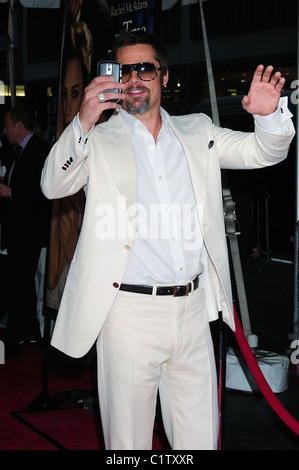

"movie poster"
[57,0,161,136]
[46,0,161,306]
[107,0,161,36]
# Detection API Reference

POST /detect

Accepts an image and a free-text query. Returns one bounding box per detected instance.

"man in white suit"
[41,30,295,450]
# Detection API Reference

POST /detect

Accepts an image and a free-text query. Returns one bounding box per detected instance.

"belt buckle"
[173,284,190,297]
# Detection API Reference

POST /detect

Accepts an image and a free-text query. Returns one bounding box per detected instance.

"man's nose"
[128,70,141,83]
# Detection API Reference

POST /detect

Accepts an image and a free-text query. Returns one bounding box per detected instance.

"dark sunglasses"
[121,62,162,83]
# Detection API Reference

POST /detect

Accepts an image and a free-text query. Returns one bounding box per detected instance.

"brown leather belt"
[119,274,200,297]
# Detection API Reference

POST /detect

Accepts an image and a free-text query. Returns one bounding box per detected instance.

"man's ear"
[15,121,24,132]
[163,70,169,87]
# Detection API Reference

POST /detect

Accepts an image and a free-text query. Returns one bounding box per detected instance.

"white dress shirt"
[75,96,292,286]
[120,108,204,285]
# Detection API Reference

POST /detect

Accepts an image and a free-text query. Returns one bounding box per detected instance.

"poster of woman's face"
[58,0,114,135]
[57,0,160,135]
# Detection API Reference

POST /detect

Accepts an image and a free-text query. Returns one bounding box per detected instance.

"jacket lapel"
[100,110,210,228]
[98,112,138,222]
[165,113,210,226]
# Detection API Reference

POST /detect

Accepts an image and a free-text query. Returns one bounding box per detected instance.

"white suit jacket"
[41,108,295,358]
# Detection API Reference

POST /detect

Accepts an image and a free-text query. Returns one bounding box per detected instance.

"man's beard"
[124,87,151,115]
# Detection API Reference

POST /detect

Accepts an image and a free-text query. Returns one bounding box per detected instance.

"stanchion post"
[290,221,299,375]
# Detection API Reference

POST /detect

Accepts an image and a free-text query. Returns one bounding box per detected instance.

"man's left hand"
[242,65,285,117]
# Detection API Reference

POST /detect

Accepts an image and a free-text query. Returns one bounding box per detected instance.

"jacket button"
[113,282,119,288]
[124,245,131,251]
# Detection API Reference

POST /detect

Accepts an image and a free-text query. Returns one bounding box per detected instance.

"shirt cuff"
[73,113,94,147]
[253,96,293,135]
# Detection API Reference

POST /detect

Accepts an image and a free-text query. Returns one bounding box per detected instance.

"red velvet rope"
[233,306,299,436]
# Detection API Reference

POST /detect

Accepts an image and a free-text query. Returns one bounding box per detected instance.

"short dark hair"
[110,30,168,79]
[7,106,34,131]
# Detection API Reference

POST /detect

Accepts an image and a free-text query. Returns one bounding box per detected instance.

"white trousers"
[96,285,219,450]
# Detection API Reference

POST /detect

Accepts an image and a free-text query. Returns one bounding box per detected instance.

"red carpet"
[0,332,169,450]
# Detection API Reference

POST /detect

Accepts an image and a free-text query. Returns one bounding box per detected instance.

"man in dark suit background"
[0,106,52,356]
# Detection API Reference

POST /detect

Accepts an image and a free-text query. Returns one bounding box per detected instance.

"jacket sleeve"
[41,118,91,199]
[214,97,295,170]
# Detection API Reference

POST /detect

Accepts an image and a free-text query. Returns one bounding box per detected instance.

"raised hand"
[242,65,285,116]
[78,76,125,135]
